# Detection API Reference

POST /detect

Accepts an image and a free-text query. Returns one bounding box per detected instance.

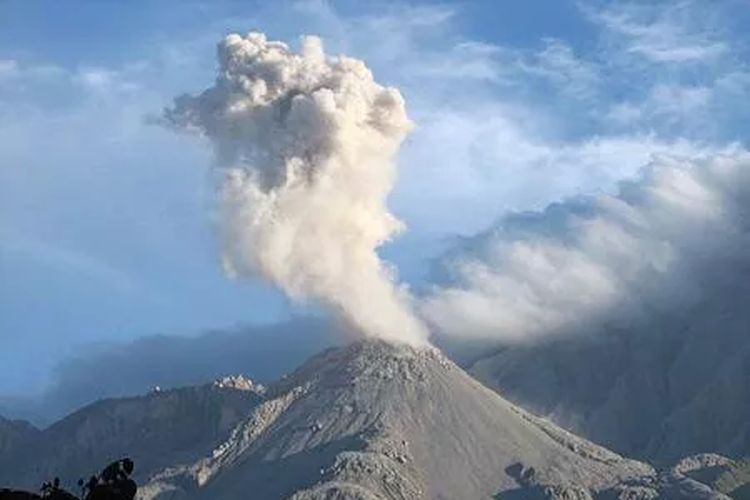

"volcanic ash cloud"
[422,149,750,342]
[164,32,428,345]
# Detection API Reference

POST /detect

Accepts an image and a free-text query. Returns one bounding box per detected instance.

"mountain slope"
[0,416,40,476]
[468,281,750,462]
[139,341,655,499]
[0,379,263,491]
[2,341,739,499]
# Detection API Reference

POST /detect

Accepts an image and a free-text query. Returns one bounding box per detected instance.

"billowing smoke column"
[164,33,428,345]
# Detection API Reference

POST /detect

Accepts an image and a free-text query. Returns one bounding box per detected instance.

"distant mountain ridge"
[0,380,263,492]
[468,279,750,463]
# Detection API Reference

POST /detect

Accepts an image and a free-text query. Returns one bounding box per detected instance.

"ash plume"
[164,33,427,345]
[423,149,750,341]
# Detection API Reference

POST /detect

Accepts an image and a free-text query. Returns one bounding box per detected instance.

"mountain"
[1,341,740,499]
[0,378,263,492]
[0,416,40,476]
[139,341,655,499]
[0,318,339,429]
[467,281,750,462]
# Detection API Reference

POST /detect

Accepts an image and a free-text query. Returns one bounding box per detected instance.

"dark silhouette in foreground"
[0,458,136,500]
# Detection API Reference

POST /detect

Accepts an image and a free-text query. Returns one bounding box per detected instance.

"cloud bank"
[422,148,750,342]
[163,33,427,345]
[0,318,337,427]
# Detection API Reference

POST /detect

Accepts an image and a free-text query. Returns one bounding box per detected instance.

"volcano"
[3,341,736,499]
[138,341,659,499]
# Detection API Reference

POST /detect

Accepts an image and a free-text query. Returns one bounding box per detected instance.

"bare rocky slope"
[0,416,40,477]
[0,379,263,492]
[467,281,750,463]
[1,341,740,499]
[136,341,718,499]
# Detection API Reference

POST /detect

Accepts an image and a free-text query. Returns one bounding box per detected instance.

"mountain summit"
[2,341,736,499]
[139,341,656,499]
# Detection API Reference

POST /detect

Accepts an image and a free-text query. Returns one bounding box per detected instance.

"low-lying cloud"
[0,318,338,427]
[422,148,750,342]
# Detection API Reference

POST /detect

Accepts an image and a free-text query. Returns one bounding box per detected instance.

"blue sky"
[1,0,748,397]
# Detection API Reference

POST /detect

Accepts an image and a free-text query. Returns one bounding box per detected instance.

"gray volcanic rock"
[661,454,750,499]
[0,381,263,492]
[138,341,654,499]
[0,416,40,474]
[468,284,750,462]
[2,341,739,499]
[0,416,38,453]
[469,332,671,459]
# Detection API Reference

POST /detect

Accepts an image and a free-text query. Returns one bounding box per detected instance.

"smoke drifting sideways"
[423,149,750,342]
[163,33,428,346]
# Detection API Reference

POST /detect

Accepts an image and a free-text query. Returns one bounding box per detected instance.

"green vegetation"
[714,458,750,499]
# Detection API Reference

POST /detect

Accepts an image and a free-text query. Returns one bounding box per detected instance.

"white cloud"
[72,66,144,95]
[0,58,145,109]
[649,84,711,116]
[606,83,715,133]
[3,0,747,353]
[574,0,749,142]
[74,67,117,90]
[0,59,66,86]
[422,148,749,341]
[514,38,601,100]
[605,102,643,126]
[0,59,20,80]
[583,1,728,64]
[268,0,748,255]
[403,41,505,83]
